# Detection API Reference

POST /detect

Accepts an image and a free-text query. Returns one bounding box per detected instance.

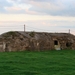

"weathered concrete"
[0,31,75,52]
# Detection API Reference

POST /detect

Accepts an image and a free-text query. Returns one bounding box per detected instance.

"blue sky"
[0,0,75,35]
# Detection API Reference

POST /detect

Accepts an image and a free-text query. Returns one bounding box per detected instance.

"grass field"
[0,50,75,75]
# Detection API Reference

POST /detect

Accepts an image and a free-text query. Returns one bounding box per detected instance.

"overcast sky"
[0,0,75,35]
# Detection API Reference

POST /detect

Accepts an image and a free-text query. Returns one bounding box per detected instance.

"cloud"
[0,0,75,35]
[0,0,13,13]
[31,0,75,16]
[5,6,22,11]
[0,0,12,7]
[0,0,75,16]
[19,0,75,16]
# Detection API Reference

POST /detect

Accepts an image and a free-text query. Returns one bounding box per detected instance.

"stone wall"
[0,31,75,52]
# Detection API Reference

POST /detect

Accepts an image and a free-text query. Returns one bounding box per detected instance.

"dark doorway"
[54,40,58,45]
[66,42,72,47]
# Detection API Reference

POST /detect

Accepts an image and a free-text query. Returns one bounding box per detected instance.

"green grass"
[0,50,75,75]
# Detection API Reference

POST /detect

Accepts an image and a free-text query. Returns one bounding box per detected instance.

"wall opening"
[66,42,72,47]
[54,40,61,50]
[54,40,58,45]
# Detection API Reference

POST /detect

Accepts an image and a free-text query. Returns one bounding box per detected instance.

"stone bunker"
[0,31,75,52]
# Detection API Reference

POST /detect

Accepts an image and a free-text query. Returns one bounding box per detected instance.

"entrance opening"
[66,42,72,47]
[54,40,58,45]
[54,40,61,50]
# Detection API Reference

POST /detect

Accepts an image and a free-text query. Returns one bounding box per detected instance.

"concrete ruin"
[0,31,75,52]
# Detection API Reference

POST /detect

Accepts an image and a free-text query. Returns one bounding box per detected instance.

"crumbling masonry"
[0,31,75,52]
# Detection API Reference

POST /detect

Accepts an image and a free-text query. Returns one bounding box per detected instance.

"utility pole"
[69,29,70,34]
[24,24,25,32]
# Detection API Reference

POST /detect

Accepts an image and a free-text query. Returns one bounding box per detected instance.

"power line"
[0,25,74,34]
[26,26,70,32]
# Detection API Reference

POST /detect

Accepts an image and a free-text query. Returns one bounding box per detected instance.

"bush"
[29,31,35,37]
